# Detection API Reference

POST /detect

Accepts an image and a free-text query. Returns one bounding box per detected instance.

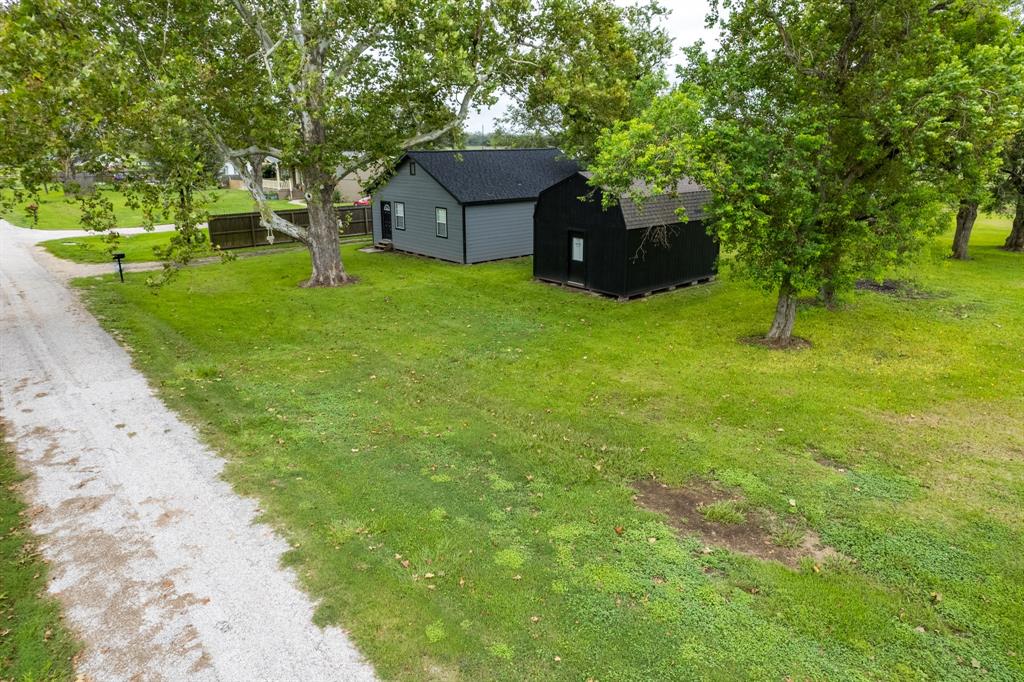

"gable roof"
[580,172,711,230]
[402,148,580,205]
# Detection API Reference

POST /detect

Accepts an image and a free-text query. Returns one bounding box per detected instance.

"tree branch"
[228,144,284,158]
[203,124,309,243]
[325,41,370,88]
[230,0,280,85]
[770,13,827,79]
[332,77,486,183]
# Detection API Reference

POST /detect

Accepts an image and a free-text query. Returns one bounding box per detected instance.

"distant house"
[533,171,718,298]
[371,148,579,264]
[222,157,374,202]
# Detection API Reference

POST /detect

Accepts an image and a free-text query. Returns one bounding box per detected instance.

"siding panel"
[465,202,535,263]
[372,161,464,263]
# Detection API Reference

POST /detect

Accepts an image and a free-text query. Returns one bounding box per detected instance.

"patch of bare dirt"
[633,479,837,569]
[813,455,849,472]
[155,508,185,528]
[56,494,112,516]
[855,279,939,300]
[739,335,813,351]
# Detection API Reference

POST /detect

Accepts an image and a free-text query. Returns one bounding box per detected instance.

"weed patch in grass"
[699,499,746,524]
[738,334,813,350]
[854,278,940,300]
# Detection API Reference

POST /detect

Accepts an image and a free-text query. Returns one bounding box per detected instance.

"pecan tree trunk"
[766,277,797,344]
[1003,197,1024,252]
[951,199,979,260]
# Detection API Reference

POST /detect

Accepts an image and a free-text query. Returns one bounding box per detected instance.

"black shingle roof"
[581,172,711,229]
[404,149,580,204]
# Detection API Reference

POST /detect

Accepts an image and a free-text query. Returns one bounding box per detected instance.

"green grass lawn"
[39,228,314,265]
[40,228,216,263]
[74,217,1023,680]
[0,186,298,230]
[0,431,79,680]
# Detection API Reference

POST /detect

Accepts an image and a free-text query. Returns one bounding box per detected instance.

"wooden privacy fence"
[207,206,373,250]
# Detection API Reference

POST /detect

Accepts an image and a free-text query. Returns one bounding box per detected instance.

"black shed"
[533,172,719,298]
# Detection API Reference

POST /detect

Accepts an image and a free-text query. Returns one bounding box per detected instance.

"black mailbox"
[112,252,126,282]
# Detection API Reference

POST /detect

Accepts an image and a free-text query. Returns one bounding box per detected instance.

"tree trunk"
[60,157,75,194]
[249,153,266,194]
[302,182,349,287]
[951,199,979,260]
[817,244,841,307]
[766,278,797,344]
[1003,197,1024,252]
[818,283,837,308]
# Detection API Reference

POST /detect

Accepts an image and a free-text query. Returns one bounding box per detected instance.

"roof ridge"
[408,147,561,153]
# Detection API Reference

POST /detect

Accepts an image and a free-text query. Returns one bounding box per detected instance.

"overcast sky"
[465,0,719,131]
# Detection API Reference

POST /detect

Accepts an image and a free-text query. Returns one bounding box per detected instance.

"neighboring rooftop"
[581,172,711,230]
[403,148,580,204]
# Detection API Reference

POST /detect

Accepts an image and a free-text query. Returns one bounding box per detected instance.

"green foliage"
[990,128,1024,212]
[73,217,1024,680]
[0,432,79,680]
[2,0,670,285]
[489,128,560,149]
[700,500,746,525]
[500,0,671,162]
[590,0,1024,339]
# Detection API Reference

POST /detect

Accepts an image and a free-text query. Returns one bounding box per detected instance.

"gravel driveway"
[0,221,377,681]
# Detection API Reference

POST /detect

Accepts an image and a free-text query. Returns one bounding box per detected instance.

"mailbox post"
[112,252,126,283]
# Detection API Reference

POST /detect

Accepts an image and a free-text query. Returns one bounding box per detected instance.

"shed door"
[380,201,393,240]
[567,232,586,285]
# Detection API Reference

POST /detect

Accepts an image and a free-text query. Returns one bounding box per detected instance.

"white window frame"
[394,201,406,230]
[409,161,417,176]
[435,207,448,238]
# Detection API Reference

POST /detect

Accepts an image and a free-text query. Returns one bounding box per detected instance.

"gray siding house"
[372,148,579,264]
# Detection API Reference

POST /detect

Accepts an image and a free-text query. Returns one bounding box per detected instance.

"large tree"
[950,4,1024,259]
[2,0,666,287]
[0,1,104,201]
[590,0,1024,344]
[991,128,1024,250]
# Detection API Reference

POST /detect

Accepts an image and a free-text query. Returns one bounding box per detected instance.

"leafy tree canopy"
[590,0,1024,343]
[1,0,668,285]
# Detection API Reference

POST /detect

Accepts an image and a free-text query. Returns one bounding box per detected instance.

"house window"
[435,207,448,238]
[409,161,416,176]
[395,202,406,230]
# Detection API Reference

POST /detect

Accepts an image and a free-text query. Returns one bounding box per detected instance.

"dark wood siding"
[534,172,719,297]
[533,173,626,294]
[623,221,719,296]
